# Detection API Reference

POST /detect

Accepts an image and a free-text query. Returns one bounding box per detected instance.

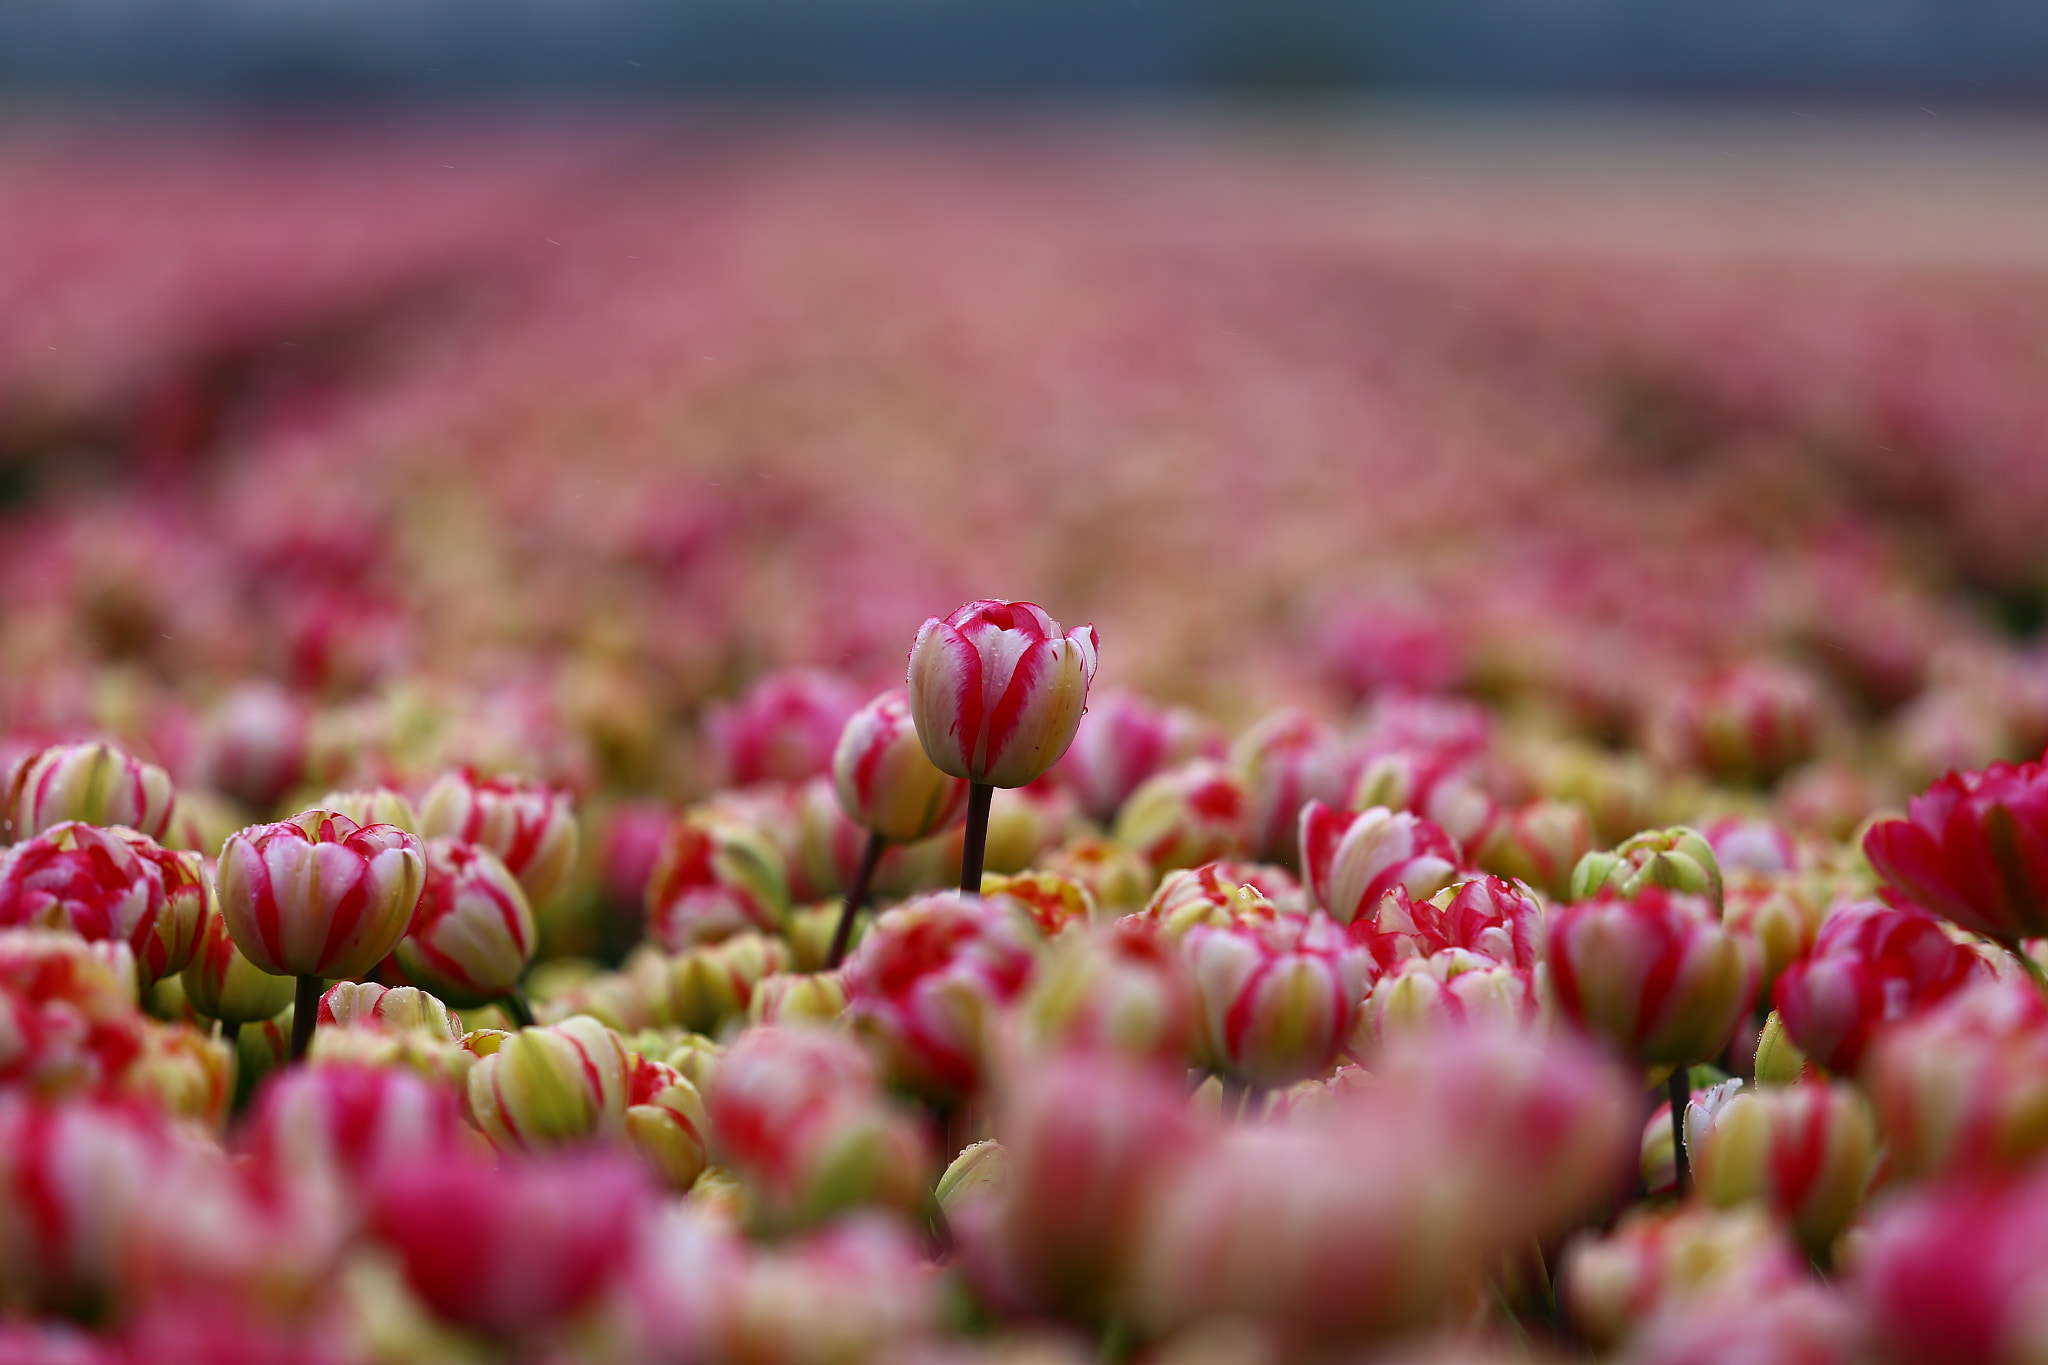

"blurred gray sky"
[3,0,2046,96]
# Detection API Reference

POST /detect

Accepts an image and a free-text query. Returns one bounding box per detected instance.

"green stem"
[290,974,321,1062]
[958,783,994,896]
[500,988,536,1029]
[2015,943,2048,1007]
[828,831,888,969]
[1668,1067,1692,1198]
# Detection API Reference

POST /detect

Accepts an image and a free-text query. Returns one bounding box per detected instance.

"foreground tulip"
[1863,978,2048,1180]
[1299,801,1462,927]
[1863,755,2048,952]
[1854,1166,2048,1365]
[1231,709,1353,867]
[705,668,865,789]
[217,810,426,1059]
[826,688,971,967]
[416,770,579,915]
[392,838,536,1011]
[1185,911,1374,1090]
[0,929,151,1097]
[1055,690,1222,825]
[4,741,174,843]
[466,1015,628,1151]
[1690,1081,1880,1251]
[906,600,1098,891]
[1772,900,1985,1074]
[241,1061,471,1217]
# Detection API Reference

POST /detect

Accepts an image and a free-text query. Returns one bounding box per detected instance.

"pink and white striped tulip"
[416,770,579,913]
[1548,886,1759,1068]
[704,668,865,789]
[114,830,208,989]
[1863,978,2048,1180]
[832,688,970,845]
[1185,911,1375,1088]
[466,1015,628,1152]
[217,810,425,980]
[392,838,536,1008]
[906,600,1099,789]
[1772,900,1985,1075]
[1299,800,1463,927]
[5,742,174,843]
[1231,708,1353,867]
[1689,1080,1879,1250]
[1356,875,1544,974]
[1054,690,1223,825]
[1112,759,1251,874]
[0,822,166,977]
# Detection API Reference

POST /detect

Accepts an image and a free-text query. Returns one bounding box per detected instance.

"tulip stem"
[222,1019,241,1051]
[827,831,888,969]
[1667,1068,1692,1198]
[958,783,994,896]
[290,974,321,1062]
[2014,944,2048,1007]
[500,989,535,1029]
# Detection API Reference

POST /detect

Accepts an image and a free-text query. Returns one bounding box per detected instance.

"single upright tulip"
[466,1015,628,1152]
[1112,760,1252,876]
[746,971,847,1027]
[1689,1080,1879,1251]
[241,1060,471,1215]
[1231,709,1353,868]
[906,600,1097,891]
[1570,825,1724,915]
[1299,801,1462,927]
[1863,755,2048,950]
[825,688,971,967]
[216,810,426,1060]
[0,929,151,1098]
[1055,690,1223,825]
[1549,886,1757,1069]
[392,838,536,1011]
[416,770,579,915]
[623,1053,710,1191]
[1185,911,1375,1090]
[1772,900,1985,1074]
[0,821,167,979]
[5,741,174,843]
[1723,873,1827,997]
[704,668,866,789]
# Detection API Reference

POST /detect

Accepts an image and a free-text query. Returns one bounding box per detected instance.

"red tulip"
[704,668,865,789]
[1772,900,1986,1074]
[1055,690,1222,825]
[1548,886,1759,1067]
[907,600,1098,789]
[1864,755,2048,945]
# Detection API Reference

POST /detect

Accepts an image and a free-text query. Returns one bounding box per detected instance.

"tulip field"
[7,113,2048,1364]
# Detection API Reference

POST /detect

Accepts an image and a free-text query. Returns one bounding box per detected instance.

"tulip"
[1863,978,2048,1180]
[1055,689,1223,825]
[181,905,296,1028]
[0,1094,174,1316]
[1772,900,1985,1074]
[1299,801,1462,927]
[727,1216,939,1365]
[1753,1010,1817,1085]
[841,892,1039,1102]
[0,929,150,1097]
[1350,747,1500,855]
[466,1015,628,1152]
[906,600,1098,891]
[1689,1080,1879,1251]
[746,971,847,1027]
[1549,886,1757,1069]
[1363,954,1538,1041]
[1655,661,1826,788]
[827,688,971,967]
[644,814,789,951]
[240,1061,471,1216]
[1014,918,1193,1067]
[4,741,174,844]
[1185,911,1375,1090]
[1230,709,1353,868]
[1863,755,2048,954]
[392,838,536,1011]
[123,1023,233,1129]
[217,810,425,1059]
[1723,873,1826,997]
[1561,1205,1808,1349]
[0,821,167,978]
[317,787,419,833]
[704,668,865,789]
[935,1139,1011,1222]
[416,770,579,915]
[623,1053,711,1191]
[1571,825,1724,915]
[642,932,794,1034]
[1112,759,1252,876]
[114,831,208,990]
[200,681,311,812]
[1041,836,1154,914]
[318,980,463,1041]
[1138,861,1288,939]
[1474,799,1593,900]
[1354,874,1544,974]
[1704,815,1801,877]
[982,869,1094,939]
[1855,1166,2048,1365]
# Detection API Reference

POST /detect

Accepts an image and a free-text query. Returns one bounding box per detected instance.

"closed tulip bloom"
[644,932,794,1034]
[1548,887,1759,1068]
[1863,756,2048,945]
[318,981,463,1041]
[1475,799,1594,900]
[317,787,419,833]
[417,770,579,914]
[1571,826,1725,915]
[1689,1081,1879,1251]
[1112,760,1251,875]
[841,892,1039,1101]
[1655,661,1826,789]
[181,906,296,1025]
[1015,918,1193,1067]
[623,1053,711,1191]
[1753,1010,1817,1086]
[1365,955,1539,1041]
[200,682,311,812]
[644,815,789,951]
[1056,690,1223,825]
[1772,900,1985,1074]
[217,810,424,980]
[1300,801,1462,927]
[705,668,866,789]
[5,742,174,843]
[114,831,208,990]
[746,971,847,1027]
[907,600,1099,789]
[1561,1205,1807,1350]
[1231,709,1353,867]
[1186,911,1375,1088]
[1723,873,1827,997]
[1855,1166,2048,1365]
[467,1015,628,1152]
[392,838,535,1009]
[1863,979,2048,1180]
[0,821,166,974]
[833,689,971,845]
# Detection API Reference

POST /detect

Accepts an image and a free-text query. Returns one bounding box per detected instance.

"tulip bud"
[217,810,425,980]
[625,1053,711,1191]
[747,971,847,1027]
[1722,873,1826,996]
[200,682,311,812]
[392,839,535,1009]
[644,815,789,951]
[116,831,208,990]
[705,668,865,789]
[1655,661,1826,788]
[417,770,579,915]
[5,741,174,843]
[936,1139,1011,1222]
[1690,1081,1879,1250]
[1138,862,1286,939]
[318,788,419,833]
[1015,918,1193,1067]
[1474,799,1593,900]
[907,600,1099,788]
[0,820,167,973]
[982,870,1095,939]
[1363,954,1538,1041]
[319,981,463,1041]
[647,932,794,1034]
[1863,755,2048,946]
[1560,1205,1807,1349]
[1186,912,1375,1088]
[181,906,295,1025]
[842,892,1039,1101]
[466,1015,628,1151]
[1112,760,1251,875]
[1752,1011,1816,1085]
[1055,690,1224,825]
[1570,826,1723,914]
[1864,979,2048,1180]
[1299,801,1462,927]
[1042,836,1154,913]
[124,1022,234,1128]
[832,688,971,845]
[1548,886,1758,1068]
[1772,900,1985,1074]
[1226,709,1352,869]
